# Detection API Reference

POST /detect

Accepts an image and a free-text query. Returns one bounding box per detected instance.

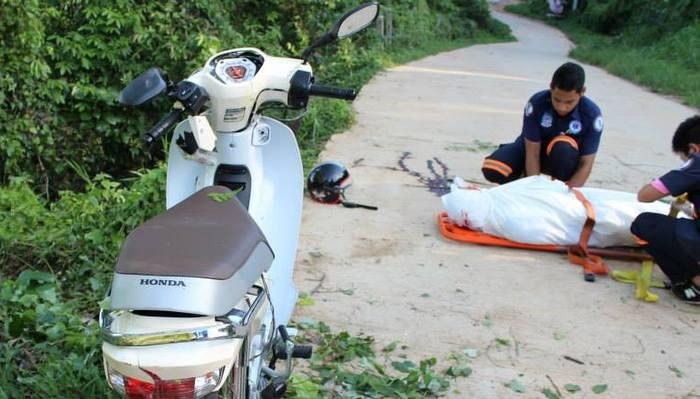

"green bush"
[0,270,116,398]
[0,1,510,396]
[0,0,503,194]
[507,0,700,108]
[580,0,700,40]
[0,167,165,398]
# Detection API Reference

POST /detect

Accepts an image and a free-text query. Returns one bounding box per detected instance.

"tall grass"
[506,2,700,108]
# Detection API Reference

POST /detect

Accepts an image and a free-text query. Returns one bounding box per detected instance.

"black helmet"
[307,161,351,204]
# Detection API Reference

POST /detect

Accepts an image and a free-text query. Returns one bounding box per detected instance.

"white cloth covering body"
[441,175,671,247]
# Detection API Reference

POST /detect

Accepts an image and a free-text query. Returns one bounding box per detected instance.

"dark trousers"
[482,135,580,184]
[631,212,700,284]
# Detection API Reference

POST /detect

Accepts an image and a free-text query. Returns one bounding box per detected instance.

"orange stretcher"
[437,212,651,262]
[437,188,687,302]
[438,188,651,282]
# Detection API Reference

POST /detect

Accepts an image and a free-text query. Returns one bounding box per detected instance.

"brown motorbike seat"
[115,186,272,280]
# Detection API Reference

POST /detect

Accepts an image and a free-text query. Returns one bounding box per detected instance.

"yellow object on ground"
[611,260,663,302]
[610,195,687,302]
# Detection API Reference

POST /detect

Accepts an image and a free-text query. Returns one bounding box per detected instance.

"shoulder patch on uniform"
[594,116,604,132]
[541,112,553,128]
[525,102,534,117]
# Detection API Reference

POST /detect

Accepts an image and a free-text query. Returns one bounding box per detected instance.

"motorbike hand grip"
[308,84,357,101]
[274,345,313,359]
[291,345,313,359]
[144,109,184,145]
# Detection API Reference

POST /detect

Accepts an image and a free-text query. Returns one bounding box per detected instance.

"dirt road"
[294,9,700,398]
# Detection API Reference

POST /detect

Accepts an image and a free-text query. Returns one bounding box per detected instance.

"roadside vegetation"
[287,320,475,398]
[0,0,511,397]
[506,0,700,108]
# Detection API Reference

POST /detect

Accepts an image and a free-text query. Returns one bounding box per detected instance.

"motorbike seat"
[115,186,273,280]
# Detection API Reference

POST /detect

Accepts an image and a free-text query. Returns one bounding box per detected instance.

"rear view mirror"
[301,2,380,61]
[335,2,380,39]
[118,67,170,106]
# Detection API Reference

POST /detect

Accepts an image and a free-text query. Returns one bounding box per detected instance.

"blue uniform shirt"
[521,90,604,155]
[658,153,700,259]
[659,153,700,212]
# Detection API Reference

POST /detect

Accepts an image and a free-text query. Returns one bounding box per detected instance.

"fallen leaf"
[669,365,684,378]
[506,379,525,393]
[592,384,608,394]
[542,388,561,399]
[464,348,479,358]
[382,341,399,353]
[208,191,237,202]
[297,292,315,307]
[564,383,581,393]
[446,364,472,377]
[495,338,510,347]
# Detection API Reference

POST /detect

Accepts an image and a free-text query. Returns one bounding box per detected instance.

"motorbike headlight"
[107,366,224,399]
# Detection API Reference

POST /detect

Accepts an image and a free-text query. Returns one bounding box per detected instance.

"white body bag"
[441,175,670,247]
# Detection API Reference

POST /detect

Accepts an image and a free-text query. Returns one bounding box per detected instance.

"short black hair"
[672,115,700,154]
[550,62,586,93]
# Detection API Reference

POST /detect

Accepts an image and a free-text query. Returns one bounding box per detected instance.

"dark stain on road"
[398,151,451,196]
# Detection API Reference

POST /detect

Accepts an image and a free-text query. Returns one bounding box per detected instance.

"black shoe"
[671,281,700,304]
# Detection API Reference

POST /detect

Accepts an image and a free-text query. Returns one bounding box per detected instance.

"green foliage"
[506,0,700,108]
[287,321,468,398]
[578,0,700,40]
[0,0,506,192]
[0,270,116,398]
[0,0,509,396]
[0,167,164,397]
[0,0,246,192]
[0,165,165,282]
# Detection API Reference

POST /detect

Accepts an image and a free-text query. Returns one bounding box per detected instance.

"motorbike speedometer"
[214,58,257,85]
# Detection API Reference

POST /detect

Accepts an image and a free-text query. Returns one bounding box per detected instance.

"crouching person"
[481,62,603,187]
[632,115,700,304]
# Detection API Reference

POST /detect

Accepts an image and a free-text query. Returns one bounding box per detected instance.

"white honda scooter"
[99,3,379,398]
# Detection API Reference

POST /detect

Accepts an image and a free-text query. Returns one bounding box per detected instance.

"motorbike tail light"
[107,367,223,399]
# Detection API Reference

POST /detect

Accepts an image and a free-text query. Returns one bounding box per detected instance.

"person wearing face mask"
[481,62,603,188]
[631,116,700,304]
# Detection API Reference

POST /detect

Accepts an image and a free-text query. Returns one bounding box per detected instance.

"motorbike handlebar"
[144,109,184,145]
[308,84,357,101]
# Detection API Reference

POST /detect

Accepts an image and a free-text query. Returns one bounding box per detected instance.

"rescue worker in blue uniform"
[631,115,700,304]
[481,62,604,187]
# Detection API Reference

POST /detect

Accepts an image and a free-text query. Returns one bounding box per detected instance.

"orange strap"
[546,135,579,156]
[567,189,609,280]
